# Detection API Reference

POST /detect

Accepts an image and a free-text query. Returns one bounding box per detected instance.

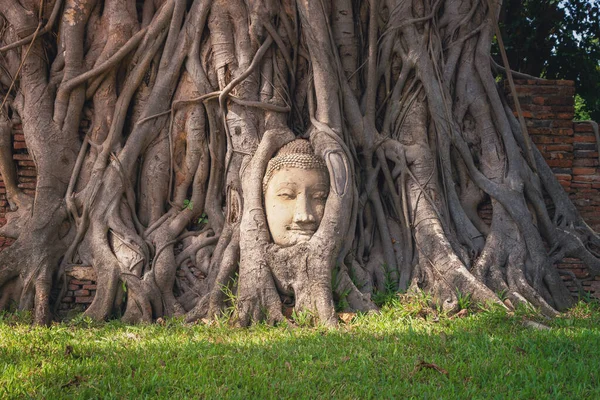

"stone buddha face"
[263,139,330,247]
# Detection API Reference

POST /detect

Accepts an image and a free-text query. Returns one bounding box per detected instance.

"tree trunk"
[0,0,596,326]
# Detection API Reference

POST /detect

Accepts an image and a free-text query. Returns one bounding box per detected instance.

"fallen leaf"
[411,360,449,377]
[338,312,356,324]
[449,309,468,319]
[61,375,85,388]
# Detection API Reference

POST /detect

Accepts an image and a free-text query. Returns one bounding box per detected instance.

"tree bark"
[0,0,594,325]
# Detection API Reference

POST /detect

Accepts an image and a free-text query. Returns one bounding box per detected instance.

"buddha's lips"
[287,228,316,238]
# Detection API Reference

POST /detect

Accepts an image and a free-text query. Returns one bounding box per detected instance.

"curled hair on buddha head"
[263,139,328,193]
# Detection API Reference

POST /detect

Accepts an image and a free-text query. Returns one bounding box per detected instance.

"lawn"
[1,297,599,399]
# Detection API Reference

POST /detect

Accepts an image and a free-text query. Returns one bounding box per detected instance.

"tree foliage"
[497,0,600,120]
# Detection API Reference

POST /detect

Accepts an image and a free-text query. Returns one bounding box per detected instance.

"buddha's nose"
[293,196,316,224]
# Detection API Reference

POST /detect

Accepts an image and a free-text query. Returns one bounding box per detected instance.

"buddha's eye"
[313,191,328,201]
[277,190,296,200]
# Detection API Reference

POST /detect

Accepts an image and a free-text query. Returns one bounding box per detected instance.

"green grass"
[1,299,599,399]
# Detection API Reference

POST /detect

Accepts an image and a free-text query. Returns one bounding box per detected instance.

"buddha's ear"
[309,128,350,198]
[323,150,349,197]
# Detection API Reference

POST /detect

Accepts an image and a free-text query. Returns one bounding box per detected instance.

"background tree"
[496,0,600,120]
[0,0,598,326]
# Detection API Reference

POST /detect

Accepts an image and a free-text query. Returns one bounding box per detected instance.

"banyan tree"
[0,0,598,326]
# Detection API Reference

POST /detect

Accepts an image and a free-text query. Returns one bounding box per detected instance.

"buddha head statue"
[263,139,330,247]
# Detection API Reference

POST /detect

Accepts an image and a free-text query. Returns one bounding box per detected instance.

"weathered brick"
[574,143,597,150]
[75,297,93,304]
[573,175,600,183]
[554,174,572,181]
[555,80,575,86]
[17,169,37,177]
[545,145,572,152]
[574,123,594,132]
[573,159,599,167]
[70,279,92,285]
[557,112,575,120]
[553,120,574,128]
[546,159,572,168]
[74,289,90,297]
[557,128,574,136]
[573,167,597,175]
[527,119,552,128]
[571,183,592,188]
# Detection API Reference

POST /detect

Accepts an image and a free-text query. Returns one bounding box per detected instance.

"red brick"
[557,113,575,120]
[573,167,597,175]
[556,80,575,86]
[573,159,599,167]
[557,128,574,136]
[67,284,79,291]
[17,169,37,177]
[532,97,545,105]
[75,297,93,304]
[574,123,594,133]
[571,182,592,188]
[529,127,553,135]
[70,279,92,285]
[82,284,97,290]
[13,134,25,142]
[13,142,27,150]
[74,289,90,297]
[62,296,74,303]
[17,161,36,167]
[12,154,32,161]
[573,135,596,143]
[17,182,36,189]
[554,174,572,181]
[553,120,574,128]
[519,111,533,118]
[546,145,572,152]
[532,136,573,144]
[546,159,572,168]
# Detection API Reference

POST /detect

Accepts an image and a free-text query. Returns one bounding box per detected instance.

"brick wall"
[0,119,96,311]
[0,120,34,250]
[0,79,598,311]
[505,79,600,298]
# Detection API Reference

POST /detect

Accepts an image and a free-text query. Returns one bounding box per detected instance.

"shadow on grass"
[1,308,599,399]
